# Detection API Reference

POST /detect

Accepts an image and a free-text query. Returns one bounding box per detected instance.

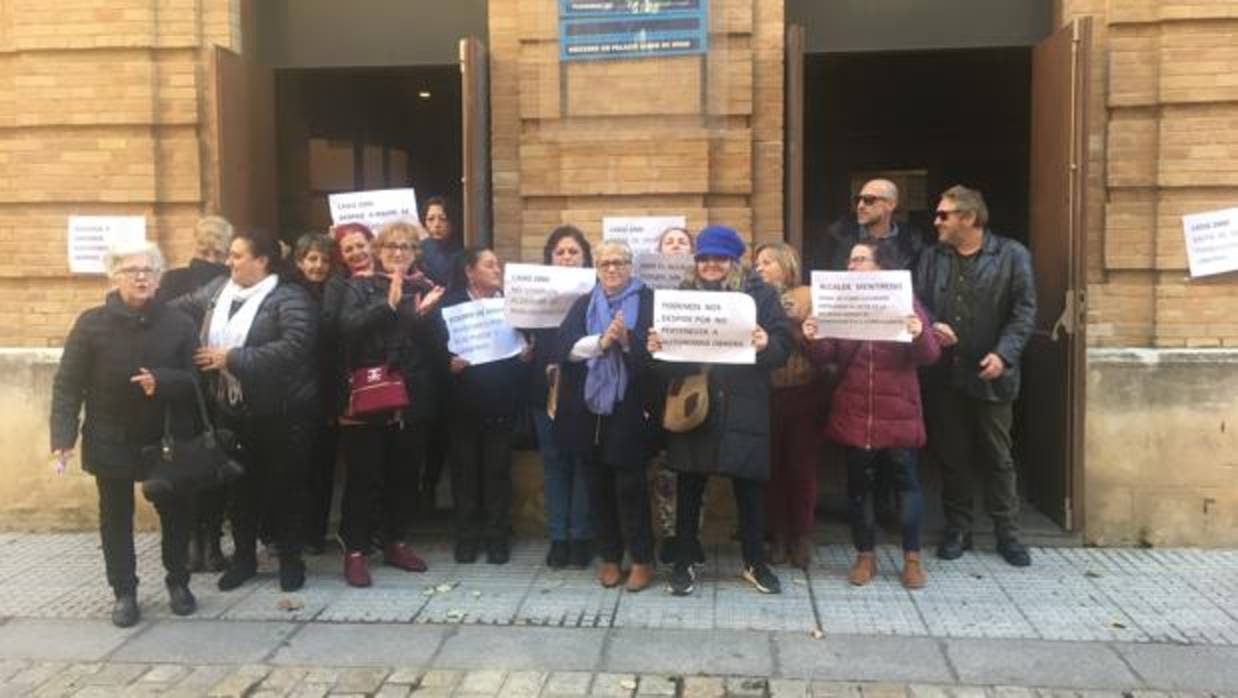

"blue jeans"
[533,408,593,541]
[845,447,923,552]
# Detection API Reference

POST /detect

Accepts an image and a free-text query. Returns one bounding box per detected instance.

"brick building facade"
[0,0,1235,544]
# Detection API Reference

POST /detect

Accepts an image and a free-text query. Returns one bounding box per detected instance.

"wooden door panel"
[785,25,805,251]
[214,46,277,235]
[460,37,492,249]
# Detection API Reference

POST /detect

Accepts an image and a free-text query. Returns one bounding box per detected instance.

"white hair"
[103,240,166,277]
[593,240,633,265]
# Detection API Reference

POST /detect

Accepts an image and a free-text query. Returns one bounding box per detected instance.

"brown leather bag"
[663,368,710,433]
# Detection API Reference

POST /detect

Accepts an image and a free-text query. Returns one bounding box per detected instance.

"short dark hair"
[292,232,335,263]
[855,237,903,271]
[542,225,593,267]
[422,195,453,223]
[450,245,493,291]
[233,229,290,279]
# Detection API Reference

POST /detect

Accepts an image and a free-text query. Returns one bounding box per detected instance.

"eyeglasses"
[935,209,965,221]
[597,260,630,270]
[854,194,888,206]
[383,243,416,253]
[116,267,157,278]
[848,255,873,265]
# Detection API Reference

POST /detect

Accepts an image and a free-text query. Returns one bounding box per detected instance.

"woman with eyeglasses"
[802,239,940,589]
[50,241,201,627]
[646,225,793,597]
[336,222,446,587]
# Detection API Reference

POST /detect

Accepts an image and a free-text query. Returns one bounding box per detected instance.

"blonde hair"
[194,216,233,259]
[754,242,802,289]
[103,240,166,277]
[376,221,426,252]
[593,240,633,266]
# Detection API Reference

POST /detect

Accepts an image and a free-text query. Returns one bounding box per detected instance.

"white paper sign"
[503,263,597,328]
[603,216,687,256]
[1182,207,1238,278]
[811,270,914,342]
[67,216,147,274]
[443,298,527,366]
[653,289,756,364]
[328,188,420,232]
[633,253,694,290]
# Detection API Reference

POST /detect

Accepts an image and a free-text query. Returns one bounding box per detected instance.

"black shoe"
[997,537,1032,567]
[187,534,206,573]
[667,562,696,596]
[568,539,592,569]
[204,538,230,573]
[279,556,306,591]
[741,563,782,595]
[111,592,139,628]
[658,536,678,565]
[936,530,973,561]
[486,539,510,565]
[454,539,479,564]
[167,584,197,616]
[545,540,569,569]
[217,559,257,591]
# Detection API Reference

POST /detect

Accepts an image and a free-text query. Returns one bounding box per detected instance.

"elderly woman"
[753,242,824,569]
[533,225,595,570]
[803,240,940,589]
[440,247,532,564]
[51,241,200,627]
[647,225,792,597]
[555,240,662,591]
[171,231,319,593]
[292,233,348,554]
[336,222,445,586]
[156,215,232,302]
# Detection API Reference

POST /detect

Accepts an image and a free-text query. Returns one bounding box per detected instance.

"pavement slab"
[602,628,774,677]
[108,620,298,664]
[270,622,448,667]
[944,638,1139,690]
[774,633,954,684]
[433,625,605,672]
[0,618,140,662]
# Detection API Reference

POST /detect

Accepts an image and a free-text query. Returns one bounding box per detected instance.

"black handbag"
[140,381,245,503]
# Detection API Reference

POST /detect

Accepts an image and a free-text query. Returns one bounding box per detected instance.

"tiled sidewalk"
[1,534,1236,645]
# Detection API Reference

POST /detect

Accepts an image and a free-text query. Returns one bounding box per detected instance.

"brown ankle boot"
[847,552,876,586]
[625,563,653,592]
[901,551,926,589]
[790,535,814,570]
[596,561,622,588]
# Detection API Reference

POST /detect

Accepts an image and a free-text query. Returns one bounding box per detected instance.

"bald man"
[825,179,926,273]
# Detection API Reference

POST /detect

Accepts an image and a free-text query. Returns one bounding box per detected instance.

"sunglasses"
[854,194,888,206]
[935,209,966,221]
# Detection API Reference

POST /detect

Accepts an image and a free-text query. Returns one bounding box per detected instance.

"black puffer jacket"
[295,272,348,420]
[655,274,792,482]
[50,292,200,480]
[914,230,1037,403]
[553,286,664,468]
[171,276,319,418]
[339,273,448,424]
[825,218,927,274]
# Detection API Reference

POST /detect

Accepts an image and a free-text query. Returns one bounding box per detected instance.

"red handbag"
[346,365,410,417]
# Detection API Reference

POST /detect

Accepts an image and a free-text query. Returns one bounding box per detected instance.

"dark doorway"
[274,66,463,239]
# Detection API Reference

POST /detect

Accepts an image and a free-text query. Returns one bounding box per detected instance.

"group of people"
[49,182,1037,629]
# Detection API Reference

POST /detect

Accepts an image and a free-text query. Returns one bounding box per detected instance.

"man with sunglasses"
[823,179,926,274]
[915,185,1036,568]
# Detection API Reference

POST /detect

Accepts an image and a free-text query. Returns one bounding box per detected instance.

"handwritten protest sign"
[328,188,419,232]
[633,253,694,290]
[811,270,913,342]
[1182,207,1238,278]
[603,216,687,256]
[503,263,596,328]
[67,216,147,274]
[443,298,527,366]
[653,289,756,364]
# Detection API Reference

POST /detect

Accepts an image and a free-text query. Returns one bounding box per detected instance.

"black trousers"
[303,422,340,545]
[220,413,312,563]
[340,421,424,552]
[96,476,191,595]
[449,414,512,542]
[421,411,450,503]
[190,484,228,542]
[590,460,653,564]
[675,473,766,567]
[927,387,1020,536]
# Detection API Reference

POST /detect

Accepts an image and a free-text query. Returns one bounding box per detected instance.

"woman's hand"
[906,315,923,339]
[129,367,157,397]
[646,328,663,354]
[450,356,470,374]
[802,317,819,341]
[51,448,72,475]
[387,272,403,310]
[416,285,445,316]
[752,327,769,352]
[931,322,958,347]
[194,346,229,372]
[600,312,627,351]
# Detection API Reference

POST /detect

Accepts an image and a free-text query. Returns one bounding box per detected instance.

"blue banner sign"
[559,0,709,62]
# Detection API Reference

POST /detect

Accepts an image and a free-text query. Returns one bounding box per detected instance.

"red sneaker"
[344,551,372,588]
[384,542,428,573]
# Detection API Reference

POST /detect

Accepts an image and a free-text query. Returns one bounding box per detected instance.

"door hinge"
[1051,290,1078,341]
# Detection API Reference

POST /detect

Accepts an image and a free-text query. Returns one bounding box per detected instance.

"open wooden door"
[1022,17,1091,530]
[785,25,805,252]
[460,37,492,248]
[213,46,277,235]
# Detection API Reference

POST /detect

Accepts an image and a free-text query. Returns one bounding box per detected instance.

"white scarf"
[207,274,279,407]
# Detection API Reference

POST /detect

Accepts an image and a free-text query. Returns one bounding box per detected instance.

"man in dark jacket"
[915,185,1036,567]
[821,178,927,275]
